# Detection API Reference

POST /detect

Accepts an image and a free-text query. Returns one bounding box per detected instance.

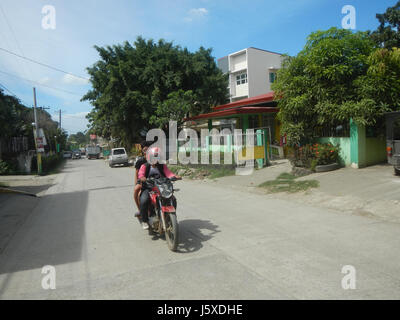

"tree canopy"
[0,88,68,155]
[82,37,228,147]
[272,28,381,145]
[370,1,400,49]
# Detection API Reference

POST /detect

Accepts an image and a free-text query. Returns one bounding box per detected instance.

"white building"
[217,47,284,102]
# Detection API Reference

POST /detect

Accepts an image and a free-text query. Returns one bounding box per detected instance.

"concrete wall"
[317,120,387,168]
[230,51,247,72]
[247,48,283,97]
[365,137,387,166]
[217,56,229,74]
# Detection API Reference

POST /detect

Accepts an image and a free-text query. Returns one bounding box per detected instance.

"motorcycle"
[137,176,180,251]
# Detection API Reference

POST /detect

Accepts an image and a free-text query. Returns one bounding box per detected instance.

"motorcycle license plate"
[162,206,175,213]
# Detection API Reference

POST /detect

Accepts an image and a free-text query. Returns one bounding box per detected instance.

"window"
[269,72,276,83]
[236,73,247,85]
[113,148,126,155]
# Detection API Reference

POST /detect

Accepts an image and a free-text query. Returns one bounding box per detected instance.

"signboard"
[36,137,45,153]
[237,146,265,161]
[90,134,97,140]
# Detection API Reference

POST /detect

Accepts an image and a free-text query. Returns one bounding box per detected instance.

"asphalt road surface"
[0,158,399,299]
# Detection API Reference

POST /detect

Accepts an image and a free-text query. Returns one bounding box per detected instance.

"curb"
[315,163,340,173]
[0,187,37,197]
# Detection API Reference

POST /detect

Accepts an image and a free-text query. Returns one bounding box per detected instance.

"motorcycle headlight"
[159,184,172,198]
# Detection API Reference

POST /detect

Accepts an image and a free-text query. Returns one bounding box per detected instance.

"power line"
[0,70,84,96]
[0,4,34,80]
[0,47,90,81]
[0,81,32,106]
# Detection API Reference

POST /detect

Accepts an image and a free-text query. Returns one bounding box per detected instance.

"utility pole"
[59,109,61,129]
[33,87,42,175]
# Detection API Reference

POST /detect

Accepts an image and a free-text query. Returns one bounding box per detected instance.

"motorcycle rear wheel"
[165,213,179,251]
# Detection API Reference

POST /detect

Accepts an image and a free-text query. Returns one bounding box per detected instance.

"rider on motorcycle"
[137,147,181,230]
[133,140,152,218]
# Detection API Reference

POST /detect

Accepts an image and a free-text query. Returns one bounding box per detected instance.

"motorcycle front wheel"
[165,213,179,251]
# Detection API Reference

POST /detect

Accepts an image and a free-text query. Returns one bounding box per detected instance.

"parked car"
[72,150,81,159]
[109,147,129,167]
[62,151,72,159]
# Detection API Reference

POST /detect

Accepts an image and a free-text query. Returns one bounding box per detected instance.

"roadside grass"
[169,164,235,180]
[207,166,235,179]
[259,172,319,193]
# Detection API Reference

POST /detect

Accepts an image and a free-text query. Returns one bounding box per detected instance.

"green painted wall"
[350,119,358,166]
[317,137,351,166]
[318,120,386,168]
[365,138,387,166]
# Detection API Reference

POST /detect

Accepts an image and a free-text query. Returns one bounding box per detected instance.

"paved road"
[0,158,399,299]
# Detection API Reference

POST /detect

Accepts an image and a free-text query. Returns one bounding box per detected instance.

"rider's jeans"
[139,189,150,222]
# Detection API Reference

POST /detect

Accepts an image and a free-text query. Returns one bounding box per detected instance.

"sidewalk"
[210,159,291,189]
[292,163,400,223]
[207,161,400,223]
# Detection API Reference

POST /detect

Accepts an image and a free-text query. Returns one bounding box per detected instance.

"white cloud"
[184,8,208,22]
[189,8,208,16]
[62,74,89,85]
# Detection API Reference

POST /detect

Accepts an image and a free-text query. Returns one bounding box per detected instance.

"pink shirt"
[138,164,176,179]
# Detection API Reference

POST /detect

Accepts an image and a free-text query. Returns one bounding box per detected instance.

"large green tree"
[272,28,378,145]
[0,88,66,155]
[82,37,228,147]
[370,1,400,49]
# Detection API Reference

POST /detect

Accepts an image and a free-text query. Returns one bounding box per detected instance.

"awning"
[185,92,277,121]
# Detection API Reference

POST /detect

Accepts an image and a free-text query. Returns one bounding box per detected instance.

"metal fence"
[0,136,29,154]
[314,123,350,137]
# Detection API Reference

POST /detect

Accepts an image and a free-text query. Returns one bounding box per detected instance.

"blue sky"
[0,0,395,134]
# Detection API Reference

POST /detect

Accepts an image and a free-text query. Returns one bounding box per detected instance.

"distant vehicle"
[63,151,72,159]
[109,147,129,167]
[80,147,86,156]
[72,150,81,159]
[87,146,101,159]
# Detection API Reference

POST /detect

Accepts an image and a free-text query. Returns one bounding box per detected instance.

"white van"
[109,148,129,167]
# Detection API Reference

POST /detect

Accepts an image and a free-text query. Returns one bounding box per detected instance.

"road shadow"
[88,185,132,192]
[0,190,88,281]
[176,219,220,254]
[2,184,54,195]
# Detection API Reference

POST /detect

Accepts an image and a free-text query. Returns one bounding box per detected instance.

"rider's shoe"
[134,212,141,218]
[142,222,149,230]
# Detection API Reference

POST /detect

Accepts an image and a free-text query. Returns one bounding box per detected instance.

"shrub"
[0,160,13,175]
[291,143,340,170]
[313,143,340,165]
[31,154,64,174]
